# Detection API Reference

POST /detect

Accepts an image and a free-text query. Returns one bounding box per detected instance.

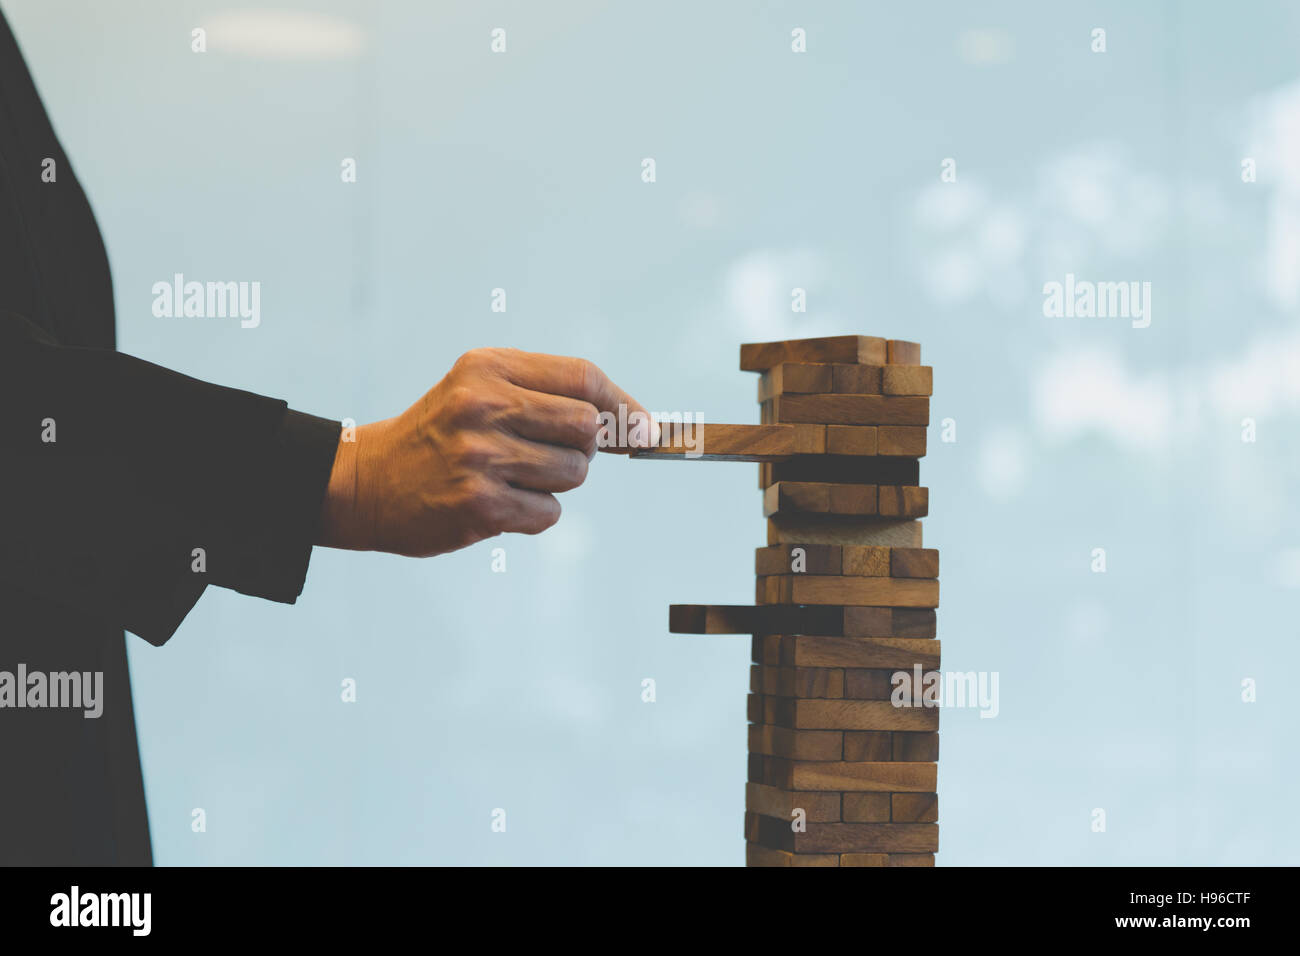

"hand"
[317,348,654,557]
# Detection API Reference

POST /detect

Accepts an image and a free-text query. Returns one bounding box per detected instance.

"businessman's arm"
[1,314,649,645]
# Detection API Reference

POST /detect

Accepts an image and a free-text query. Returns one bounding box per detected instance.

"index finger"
[487,348,659,450]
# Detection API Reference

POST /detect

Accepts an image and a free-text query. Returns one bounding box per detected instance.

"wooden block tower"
[633,334,939,867]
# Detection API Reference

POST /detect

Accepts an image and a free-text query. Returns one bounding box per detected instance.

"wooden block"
[756,575,939,609]
[745,843,840,867]
[767,394,930,427]
[831,364,883,394]
[849,607,936,638]
[881,365,933,396]
[757,363,833,401]
[877,426,927,457]
[839,852,890,867]
[844,669,896,699]
[842,793,891,822]
[774,699,939,731]
[741,335,887,371]
[783,637,940,670]
[843,731,894,761]
[755,758,936,793]
[669,604,844,635]
[763,482,877,517]
[841,546,891,576]
[751,664,844,698]
[747,693,764,723]
[748,724,844,761]
[763,455,920,487]
[893,732,940,761]
[891,793,938,822]
[826,425,879,456]
[746,782,841,823]
[887,853,935,867]
[747,813,938,854]
[886,340,921,365]
[755,544,842,576]
[767,516,922,547]
[877,485,929,518]
[630,423,825,461]
[890,547,939,579]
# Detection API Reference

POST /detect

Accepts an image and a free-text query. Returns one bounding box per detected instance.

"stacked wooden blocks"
[635,334,939,867]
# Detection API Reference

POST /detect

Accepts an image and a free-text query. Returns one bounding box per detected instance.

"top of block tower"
[740,335,920,371]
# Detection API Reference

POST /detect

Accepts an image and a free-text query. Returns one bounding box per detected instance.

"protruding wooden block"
[630,423,826,461]
[877,426,927,457]
[669,604,843,635]
[767,516,922,547]
[881,365,933,396]
[741,335,888,371]
[890,547,939,579]
[886,340,921,365]
[766,394,930,427]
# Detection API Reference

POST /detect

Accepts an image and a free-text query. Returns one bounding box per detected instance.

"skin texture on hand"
[316,348,655,557]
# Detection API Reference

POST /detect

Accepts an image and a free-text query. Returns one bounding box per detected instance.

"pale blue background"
[7,0,1298,865]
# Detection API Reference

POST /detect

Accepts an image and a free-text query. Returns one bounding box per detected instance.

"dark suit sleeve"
[0,309,341,646]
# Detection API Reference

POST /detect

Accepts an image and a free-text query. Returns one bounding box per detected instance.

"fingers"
[494,486,561,535]
[500,384,601,457]
[495,435,590,493]
[485,348,657,446]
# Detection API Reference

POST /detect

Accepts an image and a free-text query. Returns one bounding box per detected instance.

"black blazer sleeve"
[0,309,341,646]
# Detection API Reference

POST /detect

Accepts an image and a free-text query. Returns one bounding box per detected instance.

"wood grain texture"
[763,481,878,517]
[756,574,940,608]
[825,425,880,456]
[752,758,936,793]
[877,426,927,457]
[754,544,842,576]
[891,792,939,822]
[781,637,941,669]
[841,545,892,576]
[886,340,922,365]
[890,547,939,579]
[748,724,844,761]
[842,731,894,761]
[752,697,940,731]
[881,365,933,396]
[877,485,929,518]
[886,853,935,866]
[745,843,840,867]
[843,669,897,699]
[767,515,922,547]
[842,793,891,822]
[746,782,841,823]
[831,364,883,394]
[847,607,936,638]
[839,852,890,867]
[747,813,939,853]
[740,335,888,371]
[630,423,825,461]
[751,664,845,698]
[893,732,940,761]
[756,363,833,401]
[766,394,930,427]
